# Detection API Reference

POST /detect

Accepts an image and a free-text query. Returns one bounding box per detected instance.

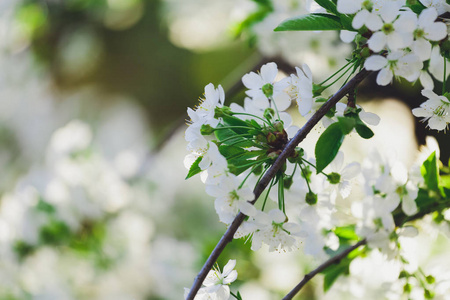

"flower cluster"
[185,58,450,298]
[185,63,379,256]
[336,0,450,130]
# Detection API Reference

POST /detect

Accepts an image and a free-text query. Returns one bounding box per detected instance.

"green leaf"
[275,13,343,32]
[355,124,374,139]
[407,0,426,14]
[185,156,202,179]
[337,117,356,135]
[315,122,345,173]
[339,14,354,31]
[421,152,439,191]
[322,259,350,292]
[334,225,359,241]
[314,0,338,15]
[219,145,245,159]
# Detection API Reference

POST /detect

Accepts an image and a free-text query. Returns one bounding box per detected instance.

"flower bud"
[214,106,232,118]
[200,124,215,135]
[252,164,263,175]
[284,175,293,189]
[263,108,275,120]
[305,191,317,205]
[273,121,284,132]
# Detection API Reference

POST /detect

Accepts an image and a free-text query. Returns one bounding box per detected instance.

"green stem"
[237,158,272,170]
[323,61,356,90]
[300,158,329,177]
[262,177,276,211]
[232,112,273,126]
[230,291,241,300]
[219,133,253,144]
[269,96,282,122]
[298,163,312,193]
[239,161,265,189]
[278,173,285,213]
[214,126,255,131]
[319,58,356,86]
[443,56,447,95]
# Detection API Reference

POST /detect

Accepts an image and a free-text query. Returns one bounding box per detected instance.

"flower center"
[414,28,425,39]
[328,172,341,184]
[382,23,394,34]
[262,83,274,98]
[362,0,373,11]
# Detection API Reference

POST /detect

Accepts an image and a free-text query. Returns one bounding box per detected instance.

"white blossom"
[242,62,291,110]
[412,89,450,131]
[287,64,315,116]
[364,51,422,86]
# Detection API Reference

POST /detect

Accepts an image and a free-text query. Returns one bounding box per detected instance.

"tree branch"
[186,68,372,300]
[282,239,367,300]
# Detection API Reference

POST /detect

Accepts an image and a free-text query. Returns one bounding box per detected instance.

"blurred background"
[0,0,449,299]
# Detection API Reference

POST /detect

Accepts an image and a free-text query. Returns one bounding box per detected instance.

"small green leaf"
[355,124,374,139]
[322,259,350,291]
[334,225,359,241]
[275,13,343,32]
[315,122,345,173]
[185,156,203,179]
[337,117,356,135]
[421,152,439,191]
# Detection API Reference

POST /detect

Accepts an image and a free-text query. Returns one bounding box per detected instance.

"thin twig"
[282,239,367,300]
[186,68,372,300]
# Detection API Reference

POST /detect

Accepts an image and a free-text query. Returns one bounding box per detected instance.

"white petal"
[337,0,362,14]
[341,162,361,179]
[269,209,286,223]
[242,72,263,89]
[340,30,357,43]
[418,7,438,27]
[365,12,383,31]
[425,22,448,41]
[376,68,393,86]
[223,270,238,284]
[412,39,432,61]
[360,111,381,125]
[428,116,448,130]
[239,201,257,217]
[368,32,387,52]
[222,259,237,277]
[364,55,387,71]
[419,71,434,90]
[394,11,417,33]
[260,62,278,83]
[352,10,369,29]
[402,197,418,216]
[274,92,291,111]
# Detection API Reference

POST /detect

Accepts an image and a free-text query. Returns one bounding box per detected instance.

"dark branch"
[282,239,367,300]
[186,68,372,300]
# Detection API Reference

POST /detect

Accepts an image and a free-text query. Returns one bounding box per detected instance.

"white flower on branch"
[242,62,291,110]
[249,209,304,252]
[410,8,448,61]
[324,151,361,202]
[412,89,450,131]
[364,51,422,86]
[184,259,238,300]
[206,174,255,224]
[287,64,314,116]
